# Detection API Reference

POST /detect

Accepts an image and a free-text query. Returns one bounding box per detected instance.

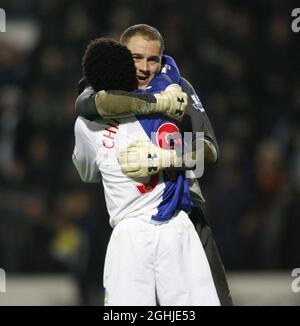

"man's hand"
[118,140,182,178]
[154,84,188,120]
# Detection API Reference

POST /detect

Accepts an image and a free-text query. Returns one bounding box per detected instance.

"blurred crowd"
[0,0,299,304]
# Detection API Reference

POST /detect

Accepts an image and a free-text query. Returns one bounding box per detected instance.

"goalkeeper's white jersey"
[73,115,192,228]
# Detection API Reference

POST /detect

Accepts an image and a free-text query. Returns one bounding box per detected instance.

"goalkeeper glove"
[153,84,187,120]
[95,84,188,120]
[118,140,182,178]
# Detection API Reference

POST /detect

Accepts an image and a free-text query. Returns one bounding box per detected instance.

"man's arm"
[76,54,185,121]
[72,117,101,183]
[75,86,99,120]
[75,84,188,121]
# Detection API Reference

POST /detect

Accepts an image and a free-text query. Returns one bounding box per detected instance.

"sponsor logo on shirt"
[191,94,205,112]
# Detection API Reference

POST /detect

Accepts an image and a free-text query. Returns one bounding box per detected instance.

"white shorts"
[103,210,220,306]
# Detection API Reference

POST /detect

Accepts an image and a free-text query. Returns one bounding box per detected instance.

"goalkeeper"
[75,25,232,306]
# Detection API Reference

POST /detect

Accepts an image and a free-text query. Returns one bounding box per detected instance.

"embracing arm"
[75,84,187,121]
[76,54,185,121]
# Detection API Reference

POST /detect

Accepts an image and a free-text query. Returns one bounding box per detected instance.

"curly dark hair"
[82,38,138,92]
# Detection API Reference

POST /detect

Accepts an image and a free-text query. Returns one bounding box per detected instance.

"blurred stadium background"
[0,0,300,305]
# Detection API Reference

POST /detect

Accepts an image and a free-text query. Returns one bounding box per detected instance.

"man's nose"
[139,59,149,72]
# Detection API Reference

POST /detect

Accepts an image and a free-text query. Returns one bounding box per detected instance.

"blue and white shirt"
[73,55,193,228]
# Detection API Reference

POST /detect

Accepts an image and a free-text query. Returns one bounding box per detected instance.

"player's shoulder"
[180,77,205,112]
[74,116,106,137]
[75,116,90,132]
[180,77,196,95]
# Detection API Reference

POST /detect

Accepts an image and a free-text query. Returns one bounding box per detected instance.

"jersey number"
[136,175,159,194]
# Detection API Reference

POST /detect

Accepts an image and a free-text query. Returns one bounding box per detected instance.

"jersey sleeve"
[76,85,157,120]
[75,86,100,120]
[72,117,101,183]
[179,77,220,162]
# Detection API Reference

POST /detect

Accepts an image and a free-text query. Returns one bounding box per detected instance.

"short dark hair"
[82,38,138,92]
[120,24,164,55]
